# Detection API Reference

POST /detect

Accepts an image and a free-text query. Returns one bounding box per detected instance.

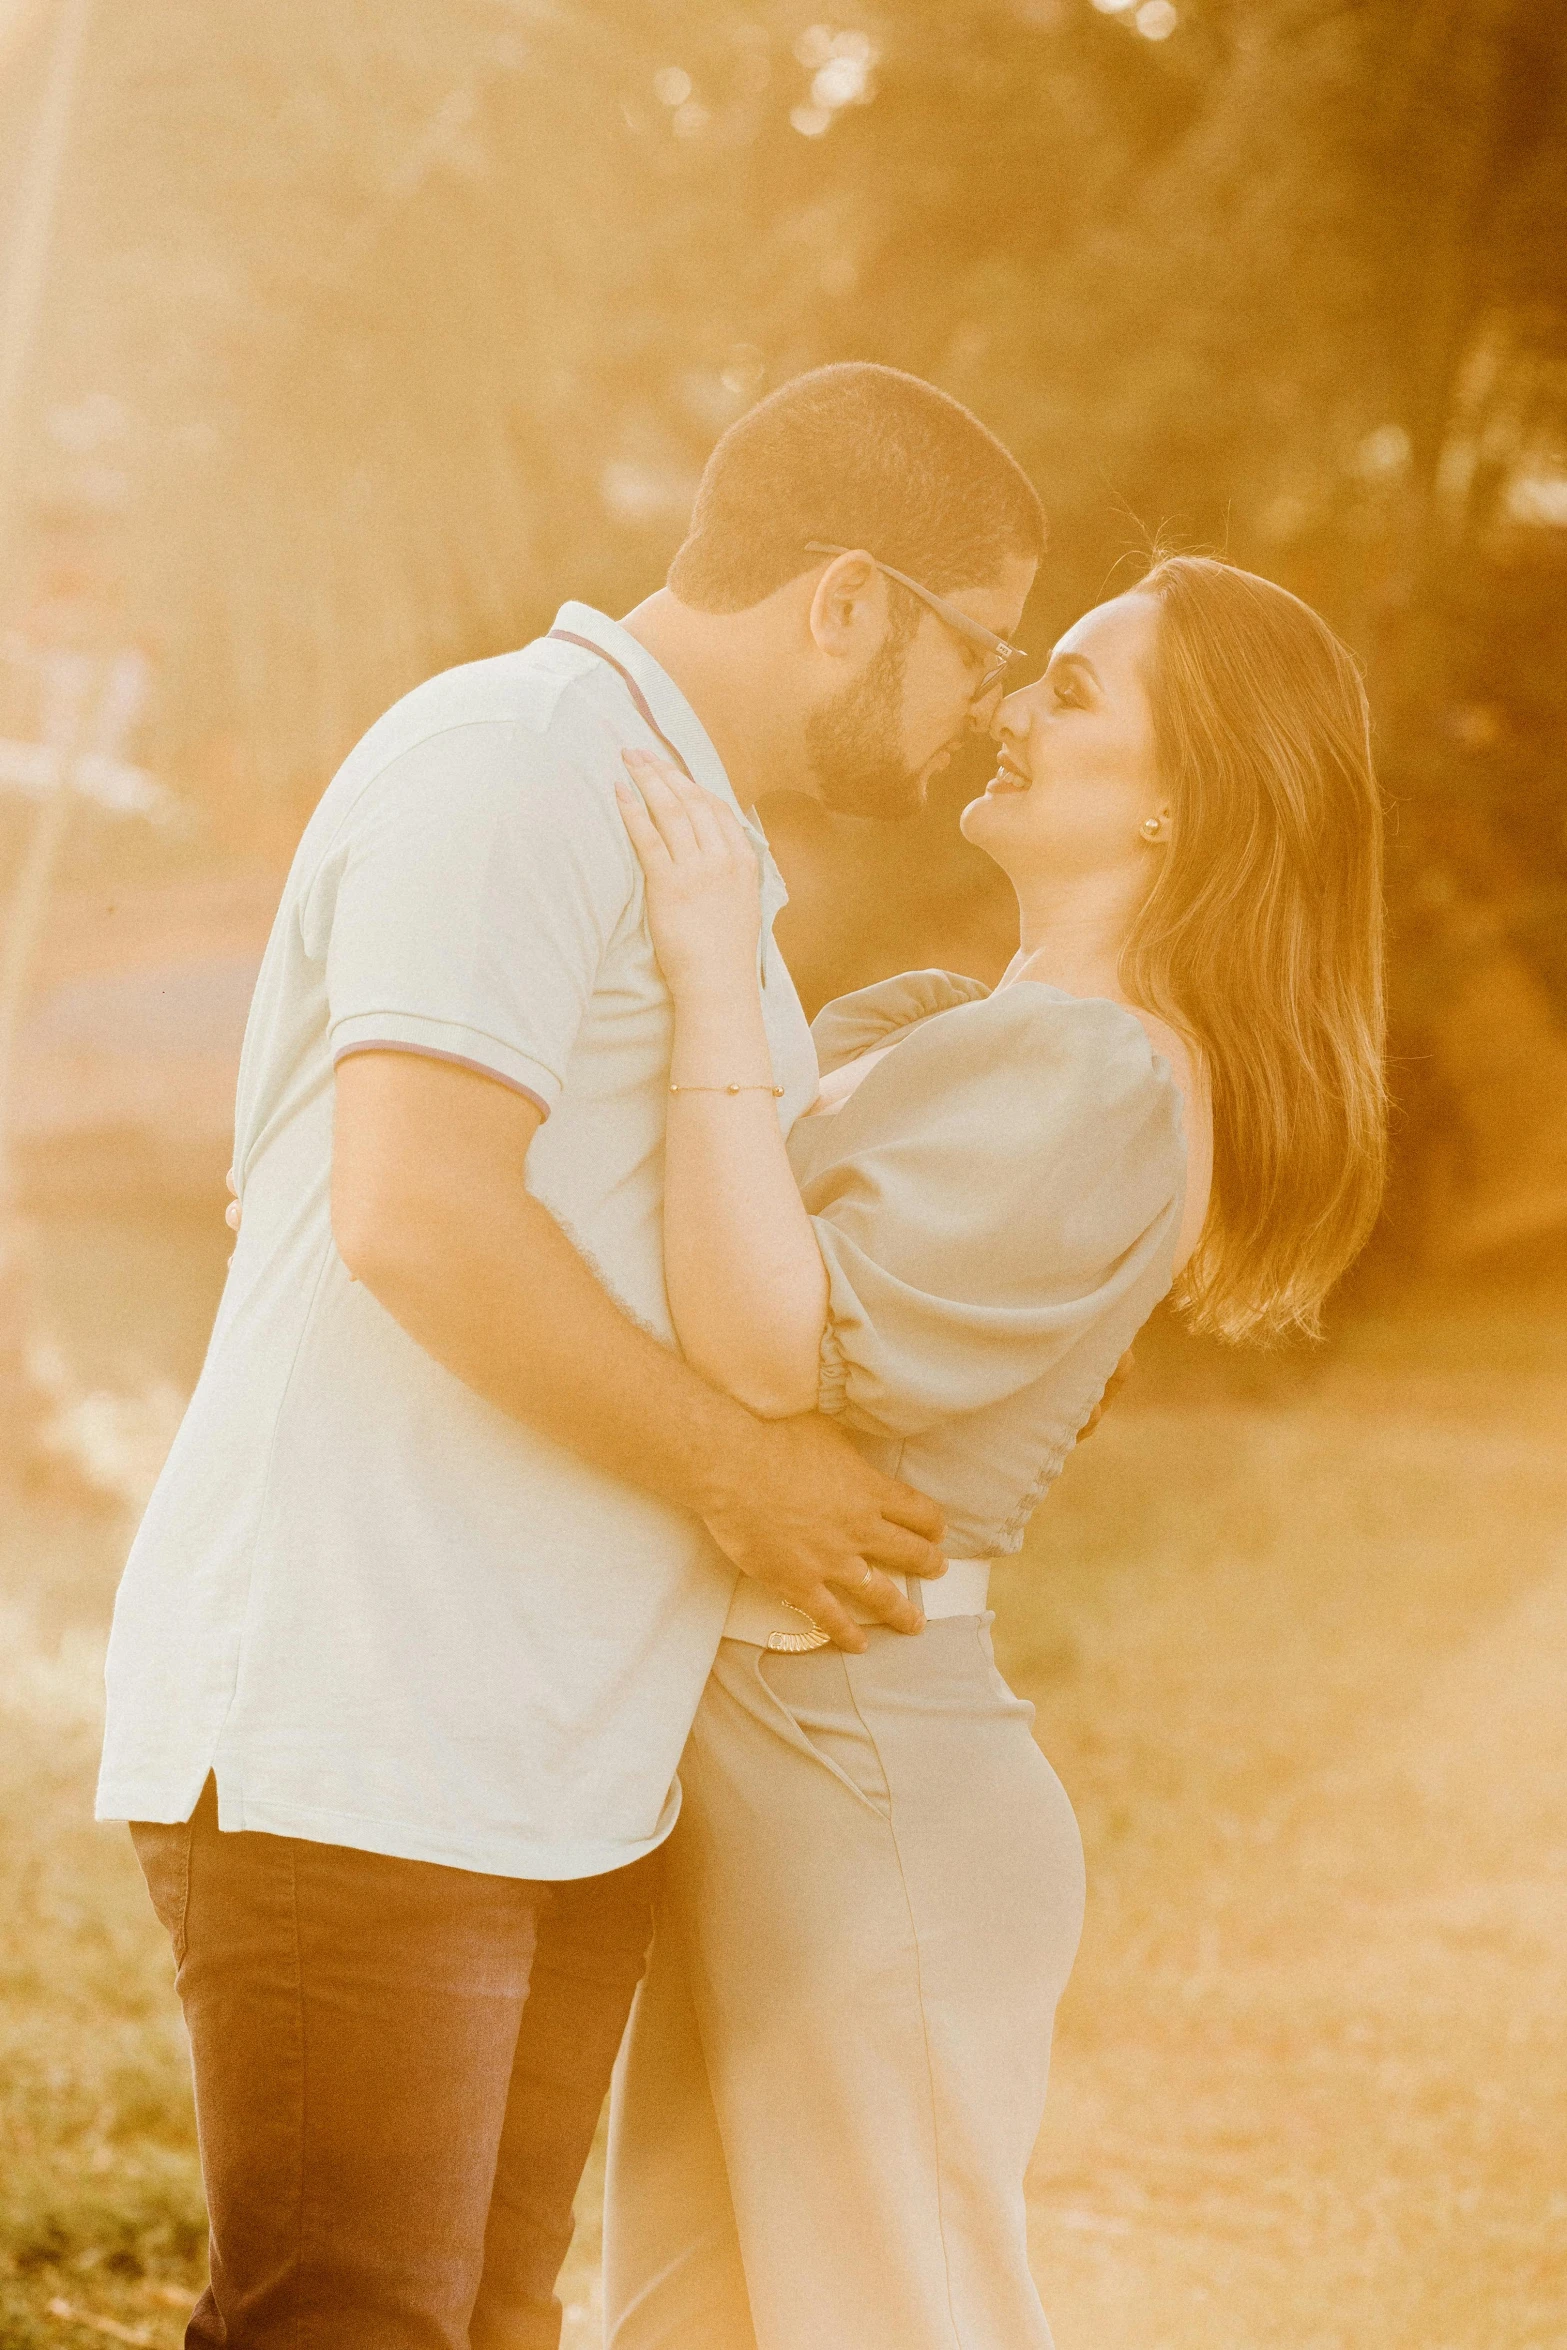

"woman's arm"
[616,749,829,1417]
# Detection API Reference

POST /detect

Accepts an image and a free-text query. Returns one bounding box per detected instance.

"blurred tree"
[4,0,1565,1253]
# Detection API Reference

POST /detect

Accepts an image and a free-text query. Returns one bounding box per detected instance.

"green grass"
[1,1500,206,2346]
[3,1225,1565,2347]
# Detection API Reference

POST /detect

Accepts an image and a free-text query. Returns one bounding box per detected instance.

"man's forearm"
[323,1051,943,1645]
[347,1176,763,1519]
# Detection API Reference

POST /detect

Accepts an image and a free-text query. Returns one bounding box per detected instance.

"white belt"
[723,1559,992,1650]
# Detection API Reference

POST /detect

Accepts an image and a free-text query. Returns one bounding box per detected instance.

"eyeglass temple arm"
[805,543,1020,662]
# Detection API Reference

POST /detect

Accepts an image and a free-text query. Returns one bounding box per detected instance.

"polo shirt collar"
[549,604,788,932]
[551,602,743,819]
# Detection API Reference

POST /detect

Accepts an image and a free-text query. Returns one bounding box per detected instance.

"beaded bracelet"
[668,1082,786,1097]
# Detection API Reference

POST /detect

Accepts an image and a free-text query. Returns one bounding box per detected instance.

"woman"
[603,556,1386,2350]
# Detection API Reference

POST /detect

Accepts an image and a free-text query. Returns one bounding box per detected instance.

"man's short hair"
[667,363,1045,611]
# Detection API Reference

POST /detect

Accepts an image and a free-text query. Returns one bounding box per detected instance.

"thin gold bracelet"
[668,1082,785,1097]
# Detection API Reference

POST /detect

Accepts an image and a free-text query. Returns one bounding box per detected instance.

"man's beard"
[803,631,927,820]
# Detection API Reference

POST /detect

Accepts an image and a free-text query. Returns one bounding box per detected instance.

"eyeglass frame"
[804,542,1026,701]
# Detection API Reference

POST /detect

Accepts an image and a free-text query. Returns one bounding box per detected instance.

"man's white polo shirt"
[96,606,819,1879]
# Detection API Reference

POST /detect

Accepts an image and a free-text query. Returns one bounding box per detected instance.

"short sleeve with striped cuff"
[319,716,634,1119]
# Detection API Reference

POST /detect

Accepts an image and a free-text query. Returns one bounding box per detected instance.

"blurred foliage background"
[3,0,1567,1255]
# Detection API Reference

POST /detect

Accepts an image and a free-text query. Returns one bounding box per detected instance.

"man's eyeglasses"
[805,542,1025,702]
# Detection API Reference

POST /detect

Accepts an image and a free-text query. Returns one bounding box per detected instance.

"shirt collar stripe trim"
[548,629,696,783]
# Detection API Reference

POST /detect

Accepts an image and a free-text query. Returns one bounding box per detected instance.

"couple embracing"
[98,363,1386,2350]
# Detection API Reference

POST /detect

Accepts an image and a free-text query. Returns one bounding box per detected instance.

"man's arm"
[328,1050,945,1650]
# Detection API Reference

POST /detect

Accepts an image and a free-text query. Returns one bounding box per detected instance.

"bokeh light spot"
[720,343,765,399]
[1356,423,1412,481]
[795,24,878,108]
[795,25,838,68]
[1505,470,1567,528]
[813,57,869,107]
[1135,1,1178,36]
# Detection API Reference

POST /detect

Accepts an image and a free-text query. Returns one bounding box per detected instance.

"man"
[98,362,1043,2348]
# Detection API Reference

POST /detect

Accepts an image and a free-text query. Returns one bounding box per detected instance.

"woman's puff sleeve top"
[784,970,1187,1557]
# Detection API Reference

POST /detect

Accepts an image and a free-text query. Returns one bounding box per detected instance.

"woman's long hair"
[1122,556,1387,1343]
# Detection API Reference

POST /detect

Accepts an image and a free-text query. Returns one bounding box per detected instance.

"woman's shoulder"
[810,968,991,1073]
[805,973,1188,1177]
[890,976,1184,1101]
[794,973,1189,1290]
[957,982,1189,1157]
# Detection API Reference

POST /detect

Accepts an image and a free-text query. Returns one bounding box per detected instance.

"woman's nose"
[993,690,1029,740]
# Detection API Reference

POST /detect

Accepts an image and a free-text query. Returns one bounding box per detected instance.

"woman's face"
[960,590,1168,882]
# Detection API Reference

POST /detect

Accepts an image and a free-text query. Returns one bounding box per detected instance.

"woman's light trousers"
[605,1616,1086,2350]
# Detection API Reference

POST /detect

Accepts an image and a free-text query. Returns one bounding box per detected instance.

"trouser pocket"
[129,1809,196,1970]
[751,1645,892,1820]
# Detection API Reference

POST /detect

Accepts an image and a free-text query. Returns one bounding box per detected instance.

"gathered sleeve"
[788,980,1186,1441]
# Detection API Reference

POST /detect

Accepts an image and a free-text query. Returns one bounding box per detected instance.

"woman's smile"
[983,745,1033,795]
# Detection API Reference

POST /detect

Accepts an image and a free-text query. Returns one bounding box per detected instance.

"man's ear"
[806,551,887,663]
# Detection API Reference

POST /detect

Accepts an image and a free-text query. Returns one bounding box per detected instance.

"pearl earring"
[1140,816,1162,839]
